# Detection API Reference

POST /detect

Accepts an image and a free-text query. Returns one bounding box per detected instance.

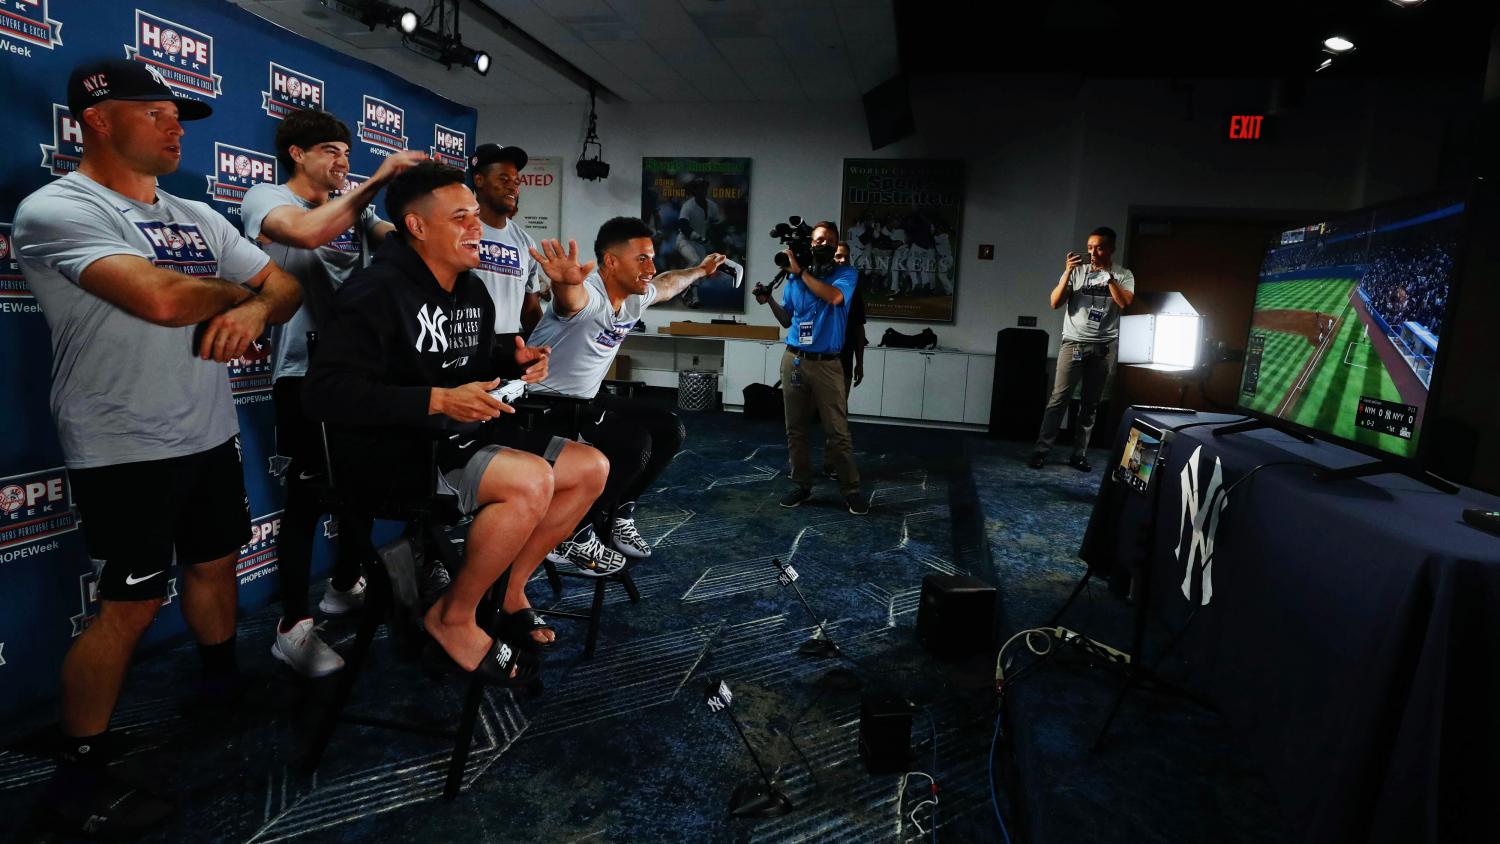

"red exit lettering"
[1228,115,1264,140]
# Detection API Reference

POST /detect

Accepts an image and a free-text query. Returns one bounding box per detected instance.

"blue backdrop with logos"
[0,0,476,719]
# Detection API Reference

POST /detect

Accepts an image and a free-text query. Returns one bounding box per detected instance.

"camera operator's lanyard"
[1081,267,1109,327]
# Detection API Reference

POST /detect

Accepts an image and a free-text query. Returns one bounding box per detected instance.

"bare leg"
[60,599,162,736]
[179,553,237,646]
[423,451,552,671]
[501,442,609,643]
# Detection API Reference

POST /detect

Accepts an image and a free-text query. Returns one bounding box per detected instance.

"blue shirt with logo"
[782,265,857,354]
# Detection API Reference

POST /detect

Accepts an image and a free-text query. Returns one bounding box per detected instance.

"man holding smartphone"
[1028,226,1135,471]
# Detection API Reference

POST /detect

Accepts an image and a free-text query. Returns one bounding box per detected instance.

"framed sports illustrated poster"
[841,159,964,323]
[642,157,751,312]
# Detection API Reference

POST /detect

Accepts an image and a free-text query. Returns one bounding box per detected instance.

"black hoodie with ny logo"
[304,233,512,435]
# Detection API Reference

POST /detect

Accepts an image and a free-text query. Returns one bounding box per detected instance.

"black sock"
[197,635,238,678]
[57,730,111,768]
[50,730,111,794]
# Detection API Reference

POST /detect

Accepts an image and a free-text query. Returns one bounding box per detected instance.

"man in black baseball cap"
[67,57,213,121]
[469,142,547,333]
[470,142,527,172]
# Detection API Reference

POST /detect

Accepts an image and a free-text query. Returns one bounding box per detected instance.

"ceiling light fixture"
[373,1,491,76]
[1386,0,1426,6]
[1316,57,1333,72]
[576,86,610,182]
[1322,35,1356,55]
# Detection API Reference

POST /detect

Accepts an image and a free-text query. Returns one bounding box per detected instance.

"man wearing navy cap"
[13,58,301,835]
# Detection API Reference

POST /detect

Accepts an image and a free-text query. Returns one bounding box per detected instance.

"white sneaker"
[318,576,366,615]
[609,502,651,560]
[545,525,628,577]
[271,618,345,678]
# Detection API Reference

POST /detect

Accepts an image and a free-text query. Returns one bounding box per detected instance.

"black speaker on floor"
[989,327,1049,440]
[858,694,913,775]
[916,574,997,656]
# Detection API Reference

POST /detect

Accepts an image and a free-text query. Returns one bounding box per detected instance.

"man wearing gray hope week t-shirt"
[12,58,300,836]
[241,108,425,678]
[468,142,545,335]
[525,217,724,570]
[1030,225,1136,472]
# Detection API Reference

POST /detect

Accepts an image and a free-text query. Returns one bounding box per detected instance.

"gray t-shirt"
[526,271,657,399]
[241,182,383,381]
[15,172,271,469]
[1061,264,1136,342]
[474,219,542,334]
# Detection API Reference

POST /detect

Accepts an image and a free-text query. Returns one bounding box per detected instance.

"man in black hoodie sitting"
[305,162,608,682]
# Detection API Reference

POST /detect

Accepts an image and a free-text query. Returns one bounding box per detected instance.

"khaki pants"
[781,349,860,494]
[1034,339,1117,457]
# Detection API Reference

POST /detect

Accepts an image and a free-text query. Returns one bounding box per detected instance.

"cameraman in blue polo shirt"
[755,220,867,514]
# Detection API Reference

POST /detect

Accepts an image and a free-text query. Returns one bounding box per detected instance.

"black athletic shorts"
[69,436,251,601]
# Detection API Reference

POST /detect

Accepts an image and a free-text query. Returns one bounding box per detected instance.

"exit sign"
[1228,114,1266,140]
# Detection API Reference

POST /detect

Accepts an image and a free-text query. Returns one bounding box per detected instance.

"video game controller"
[488,380,527,404]
[720,258,744,288]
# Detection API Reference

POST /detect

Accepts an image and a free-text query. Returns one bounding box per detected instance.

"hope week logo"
[261,61,324,119]
[124,9,221,101]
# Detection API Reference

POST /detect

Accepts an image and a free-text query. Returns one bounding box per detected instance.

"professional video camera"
[755,216,838,298]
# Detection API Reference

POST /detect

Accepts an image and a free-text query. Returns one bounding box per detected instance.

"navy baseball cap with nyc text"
[67,58,213,121]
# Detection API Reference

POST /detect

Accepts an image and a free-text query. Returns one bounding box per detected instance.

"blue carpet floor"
[0,407,1289,843]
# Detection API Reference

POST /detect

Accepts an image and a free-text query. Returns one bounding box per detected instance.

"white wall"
[478,73,1478,369]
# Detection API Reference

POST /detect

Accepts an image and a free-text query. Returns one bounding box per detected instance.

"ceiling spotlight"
[440,43,491,75]
[1322,36,1355,55]
[397,8,419,34]
[1387,0,1426,6]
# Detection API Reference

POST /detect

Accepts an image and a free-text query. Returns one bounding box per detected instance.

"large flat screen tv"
[1235,190,1468,462]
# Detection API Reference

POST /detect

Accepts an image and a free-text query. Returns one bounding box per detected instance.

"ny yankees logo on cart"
[1175,445,1227,606]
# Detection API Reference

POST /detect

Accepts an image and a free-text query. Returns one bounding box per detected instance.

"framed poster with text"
[642,157,750,312]
[841,159,964,323]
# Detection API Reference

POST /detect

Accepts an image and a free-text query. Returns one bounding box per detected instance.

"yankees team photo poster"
[641,156,751,313]
[841,159,965,323]
[0,0,476,718]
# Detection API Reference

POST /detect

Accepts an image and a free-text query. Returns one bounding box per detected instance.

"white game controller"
[720,257,744,288]
[488,380,527,404]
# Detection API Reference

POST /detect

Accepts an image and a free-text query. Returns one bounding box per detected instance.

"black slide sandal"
[496,608,557,652]
[422,636,542,688]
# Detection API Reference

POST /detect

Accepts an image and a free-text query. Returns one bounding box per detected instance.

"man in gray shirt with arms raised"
[14,59,300,835]
[1029,226,1135,471]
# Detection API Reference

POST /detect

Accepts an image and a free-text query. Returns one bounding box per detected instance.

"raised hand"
[698,252,727,277]
[372,150,429,184]
[528,238,596,287]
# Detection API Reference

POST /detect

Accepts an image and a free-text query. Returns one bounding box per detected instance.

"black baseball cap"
[67,58,213,121]
[469,143,528,172]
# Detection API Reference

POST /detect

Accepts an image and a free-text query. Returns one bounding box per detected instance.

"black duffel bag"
[743,381,784,419]
[879,327,938,349]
